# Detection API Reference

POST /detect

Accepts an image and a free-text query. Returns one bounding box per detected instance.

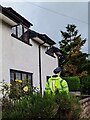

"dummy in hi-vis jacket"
[44,67,69,95]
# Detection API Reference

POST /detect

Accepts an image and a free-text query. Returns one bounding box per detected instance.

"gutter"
[38,42,46,95]
[0,5,32,28]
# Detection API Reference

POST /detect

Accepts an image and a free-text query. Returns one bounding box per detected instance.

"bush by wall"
[2,93,82,120]
[63,76,80,91]
[1,80,82,120]
[80,75,90,95]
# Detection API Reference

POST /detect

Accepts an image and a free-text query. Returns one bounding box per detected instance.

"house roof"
[29,30,56,46]
[0,5,56,46]
[0,5,33,27]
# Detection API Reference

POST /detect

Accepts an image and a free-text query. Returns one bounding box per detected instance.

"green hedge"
[80,75,90,95]
[63,76,80,91]
[2,93,82,120]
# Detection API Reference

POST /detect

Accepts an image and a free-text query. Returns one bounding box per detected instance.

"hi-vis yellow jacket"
[44,75,69,95]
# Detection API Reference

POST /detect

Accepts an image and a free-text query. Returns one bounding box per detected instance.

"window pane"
[23,28,29,43]
[17,25,22,38]
[24,27,27,33]
[46,76,51,82]
[12,27,16,35]
[10,72,14,83]
[16,72,21,80]
[23,34,28,42]
[22,73,27,80]
[28,74,32,85]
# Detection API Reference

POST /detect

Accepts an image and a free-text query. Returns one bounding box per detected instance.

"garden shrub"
[55,92,82,120]
[2,94,57,120]
[1,80,82,120]
[63,76,80,91]
[0,79,39,100]
[2,93,82,120]
[80,75,90,95]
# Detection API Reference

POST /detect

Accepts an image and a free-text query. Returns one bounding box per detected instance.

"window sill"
[11,34,32,46]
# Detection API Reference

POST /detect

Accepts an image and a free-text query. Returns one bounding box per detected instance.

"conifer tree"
[59,24,90,77]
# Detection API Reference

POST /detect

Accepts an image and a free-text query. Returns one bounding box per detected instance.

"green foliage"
[2,93,82,120]
[0,80,39,100]
[59,24,90,77]
[80,75,90,95]
[55,92,82,120]
[2,95,56,120]
[0,78,82,120]
[63,76,80,91]
[0,81,10,98]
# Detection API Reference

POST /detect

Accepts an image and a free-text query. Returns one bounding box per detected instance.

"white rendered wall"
[0,19,3,119]
[1,21,58,93]
[0,20,2,83]
[0,20,3,100]
[41,47,58,93]
[2,22,38,86]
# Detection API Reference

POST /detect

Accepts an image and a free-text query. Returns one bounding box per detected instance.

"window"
[45,47,56,58]
[46,76,51,82]
[11,24,31,45]
[17,24,22,38]
[10,69,33,86]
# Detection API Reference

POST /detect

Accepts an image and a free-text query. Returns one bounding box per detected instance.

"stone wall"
[80,97,90,119]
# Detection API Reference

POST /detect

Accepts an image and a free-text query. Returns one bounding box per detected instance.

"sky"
[1,1,89,53]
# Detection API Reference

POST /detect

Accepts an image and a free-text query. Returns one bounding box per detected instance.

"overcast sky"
[1,1,88,53]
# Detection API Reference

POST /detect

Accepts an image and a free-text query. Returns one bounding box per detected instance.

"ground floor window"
[46,76,51,82]
[10,69,33,86]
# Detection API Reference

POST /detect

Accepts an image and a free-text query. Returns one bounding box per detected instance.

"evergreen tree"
[59,24,90,77]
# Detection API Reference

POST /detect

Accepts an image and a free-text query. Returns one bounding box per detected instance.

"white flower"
[23,86,28,92]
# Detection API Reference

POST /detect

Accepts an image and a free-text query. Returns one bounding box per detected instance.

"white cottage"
[0,5,60,94]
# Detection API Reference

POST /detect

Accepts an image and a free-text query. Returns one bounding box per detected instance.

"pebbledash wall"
[0,8,58,95]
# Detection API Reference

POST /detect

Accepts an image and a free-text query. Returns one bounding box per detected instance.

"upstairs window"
[11,24,31,45]
[45,47,56,58]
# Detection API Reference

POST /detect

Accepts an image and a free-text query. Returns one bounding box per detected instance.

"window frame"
[11,24,32,46]
[10,69,33,86]
[46,76,51,82]
[45,47,56,58]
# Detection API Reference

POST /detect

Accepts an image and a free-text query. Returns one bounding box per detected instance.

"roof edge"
[0,5,33,28]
